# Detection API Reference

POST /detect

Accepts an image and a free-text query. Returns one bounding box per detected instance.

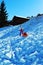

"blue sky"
[0,0,43,20]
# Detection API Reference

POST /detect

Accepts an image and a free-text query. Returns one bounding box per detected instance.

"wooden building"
[10,16,29,25]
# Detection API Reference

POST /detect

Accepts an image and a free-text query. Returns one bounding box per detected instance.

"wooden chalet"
[10,16,29,25]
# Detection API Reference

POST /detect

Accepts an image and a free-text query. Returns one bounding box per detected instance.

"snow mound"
[0,16,43,65]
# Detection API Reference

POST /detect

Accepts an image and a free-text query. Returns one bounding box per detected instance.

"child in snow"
[19,25,28,37]
[19,28,24,36]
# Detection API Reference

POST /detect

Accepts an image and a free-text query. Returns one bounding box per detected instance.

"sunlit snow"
[0,16,43,65]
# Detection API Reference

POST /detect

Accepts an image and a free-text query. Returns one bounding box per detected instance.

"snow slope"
[0,16,43,65]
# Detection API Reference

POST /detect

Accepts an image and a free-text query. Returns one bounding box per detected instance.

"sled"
[22,32,28,37]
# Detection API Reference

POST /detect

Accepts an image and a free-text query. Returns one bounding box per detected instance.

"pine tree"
[0,1,8,27]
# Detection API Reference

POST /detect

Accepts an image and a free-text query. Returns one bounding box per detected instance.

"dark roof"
[11,16,29,25]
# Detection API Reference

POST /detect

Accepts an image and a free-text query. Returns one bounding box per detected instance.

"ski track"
[0,16,43,65]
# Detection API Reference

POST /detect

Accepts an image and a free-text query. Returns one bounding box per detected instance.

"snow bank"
[0,16,43,65]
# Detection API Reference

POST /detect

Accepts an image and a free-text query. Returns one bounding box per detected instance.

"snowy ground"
[0,16,43,65]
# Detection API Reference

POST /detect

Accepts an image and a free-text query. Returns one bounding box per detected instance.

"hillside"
[0,15,43,65]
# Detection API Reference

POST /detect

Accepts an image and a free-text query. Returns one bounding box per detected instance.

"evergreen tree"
[0,1,8,27]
